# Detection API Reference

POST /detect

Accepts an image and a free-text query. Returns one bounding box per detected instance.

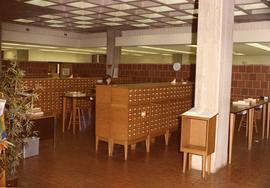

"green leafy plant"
[0,61,38,181]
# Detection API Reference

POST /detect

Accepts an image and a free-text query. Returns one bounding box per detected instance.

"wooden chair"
[238,109,259,136]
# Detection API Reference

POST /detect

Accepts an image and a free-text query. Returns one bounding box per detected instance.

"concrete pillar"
[106,30,121,77]
[192,0,234,172]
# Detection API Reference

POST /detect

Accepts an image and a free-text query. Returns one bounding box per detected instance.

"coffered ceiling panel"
[0,0,269,33]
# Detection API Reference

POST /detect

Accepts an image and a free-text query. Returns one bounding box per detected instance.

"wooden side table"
[181,111,218,178]
[29,113,57,149]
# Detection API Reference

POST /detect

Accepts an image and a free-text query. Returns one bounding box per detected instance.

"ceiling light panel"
[73,16,94,20]
[252,9,270,14]
[70,10,95,15]
[74,21,93,25]
[25,0,56,7]
[122,49,158,54]
[139,46,193,54]
[13,19,34,23]
[105,17,125,22]
[75,25,93,28]
[238,3,268,10]
[49,24,65,27]
[67,1,97,8]
[167,20,185,24]
[132,23,149,27]
[147,6,174,12]
[246,43,270,51]
[156,0,188,5]
[103,22,122,26]
[108,4,136,10]
[185,9,198,14]
[141,13,164,18]
[234,10,247,16]
[45,20,64,24]
[137,19,157,23]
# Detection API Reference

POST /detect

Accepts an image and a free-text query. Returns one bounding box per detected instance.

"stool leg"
[68,112,73,130]
[77,108,82,131]
[183,152,187,173]
[238,116,244,132]
[95,136,99,152]
[202,155,206,178]
[81,109,86,129]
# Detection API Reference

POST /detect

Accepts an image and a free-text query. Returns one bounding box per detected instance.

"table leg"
[72,98,77,135]
[262,104,266,140]
[229,113,235,164]
[267,103,270,140]
[54,115,57,149]
[248,108,254,150]
[62,97,66,133]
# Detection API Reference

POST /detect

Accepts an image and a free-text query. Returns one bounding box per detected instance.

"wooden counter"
[96,82,194,160]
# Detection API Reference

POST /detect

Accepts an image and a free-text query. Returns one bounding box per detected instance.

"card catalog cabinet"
[96,83,194,160]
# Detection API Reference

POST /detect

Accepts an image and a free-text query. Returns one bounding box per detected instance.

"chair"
[238,109,259,136]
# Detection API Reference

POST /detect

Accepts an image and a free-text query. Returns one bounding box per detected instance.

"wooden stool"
[68,107,86,134]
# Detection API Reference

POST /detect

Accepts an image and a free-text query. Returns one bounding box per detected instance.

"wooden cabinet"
[96,83,194,160]
[180,111,217,178]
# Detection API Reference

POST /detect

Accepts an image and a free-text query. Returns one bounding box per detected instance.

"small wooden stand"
[180,110,217,178]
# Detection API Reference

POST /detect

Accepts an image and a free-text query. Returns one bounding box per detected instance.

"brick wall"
[118,63,270,100]
[118,64,196,83]
[231,65,270,100]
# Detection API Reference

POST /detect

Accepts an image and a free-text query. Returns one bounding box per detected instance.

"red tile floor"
[19,119,270,188]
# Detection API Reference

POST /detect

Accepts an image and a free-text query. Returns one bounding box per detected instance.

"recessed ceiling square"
[67,1,97,8]
[156,0,188,5]
[137,19,157,23]
[25,0,56,7]
[141,13,164,18]
[108,3,136,10]
[106,11,130,16]
[147,6,174,12]
[70,10,95,15]
[175,15,196,20]
[39,15,61,19]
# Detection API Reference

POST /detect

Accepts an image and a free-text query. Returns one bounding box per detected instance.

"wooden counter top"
[109,82,194,89]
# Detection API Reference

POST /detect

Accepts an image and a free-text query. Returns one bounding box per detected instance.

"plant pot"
[6,178,18,187]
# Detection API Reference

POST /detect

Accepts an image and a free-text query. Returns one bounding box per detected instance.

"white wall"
[28,49,91,63]
[233,55,270,65]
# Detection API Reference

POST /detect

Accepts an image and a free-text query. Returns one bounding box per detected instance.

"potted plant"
[0,61,37,186]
